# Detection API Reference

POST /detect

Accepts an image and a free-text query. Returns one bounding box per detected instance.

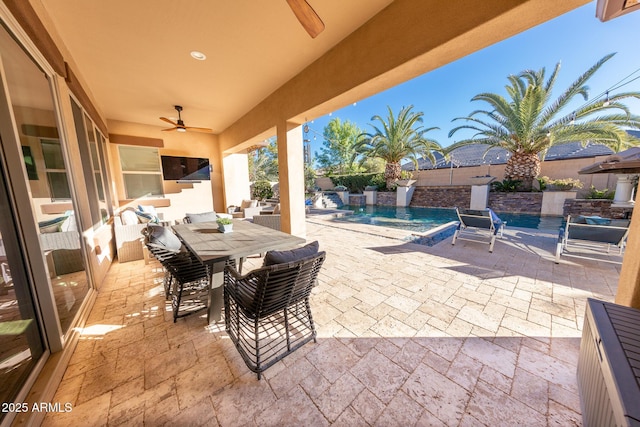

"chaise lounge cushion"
[263,240,319,266]
[581,216,611,225]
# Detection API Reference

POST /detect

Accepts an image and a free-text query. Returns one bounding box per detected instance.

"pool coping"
[306,212,460,244]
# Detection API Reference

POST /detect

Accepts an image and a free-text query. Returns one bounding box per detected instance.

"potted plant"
[217,217,233,233]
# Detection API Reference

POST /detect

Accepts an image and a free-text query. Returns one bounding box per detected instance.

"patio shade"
[578,147,640,175]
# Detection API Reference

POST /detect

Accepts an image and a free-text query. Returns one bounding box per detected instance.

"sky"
[303,3,640,162]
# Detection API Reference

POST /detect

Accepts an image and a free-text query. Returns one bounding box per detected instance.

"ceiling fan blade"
[160,117,178,126]
[161,127,178,132]
[185,126,214,133]
[286,0,324,38]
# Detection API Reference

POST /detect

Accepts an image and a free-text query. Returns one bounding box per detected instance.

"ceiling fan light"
[177,127,187,133]
[190,51,206,61]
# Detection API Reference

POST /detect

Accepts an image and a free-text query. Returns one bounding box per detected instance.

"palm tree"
[249,139,278,181]
[355,105,442,188]
[448,53,640,190]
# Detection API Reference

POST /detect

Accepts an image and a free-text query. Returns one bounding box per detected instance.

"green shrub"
[537,177,548,191]
[491,179,521,192]
[369,173,388,191]
[252,180,273,200]
[400,170,414,180]
[329,173,384,193]
[539,176,583,190]
[585,185,615,200]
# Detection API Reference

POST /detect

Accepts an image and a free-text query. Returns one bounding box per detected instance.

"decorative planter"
[218,223,233,233]
[541,190,577,216]
[363,189,377,205]
[396,185,416,207]
[335,190,349,205]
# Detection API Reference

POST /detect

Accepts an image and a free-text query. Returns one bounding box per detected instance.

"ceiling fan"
[159,105,213,133]
[286,0,325,38]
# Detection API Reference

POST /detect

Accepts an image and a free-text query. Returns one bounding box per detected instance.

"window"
[41,139,71,200]
[118,145,163,199]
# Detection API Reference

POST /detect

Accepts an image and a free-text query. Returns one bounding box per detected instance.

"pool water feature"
[335,205,563,234]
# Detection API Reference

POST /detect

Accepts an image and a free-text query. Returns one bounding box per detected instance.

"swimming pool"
[334,205,563,233]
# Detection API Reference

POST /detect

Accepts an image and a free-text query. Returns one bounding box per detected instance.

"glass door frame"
[0,0,103,400]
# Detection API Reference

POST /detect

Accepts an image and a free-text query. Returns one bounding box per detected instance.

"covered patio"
[2,1,639,425]
[43,220,618,426]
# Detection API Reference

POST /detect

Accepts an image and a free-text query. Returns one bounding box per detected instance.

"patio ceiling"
[38,0,393,133]
[36,0,593,143]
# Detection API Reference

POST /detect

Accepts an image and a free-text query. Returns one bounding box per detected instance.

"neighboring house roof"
[403,142,616,171]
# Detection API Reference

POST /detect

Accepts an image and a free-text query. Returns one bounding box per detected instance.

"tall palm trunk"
[504,152,541,191]
[385,162,401,188]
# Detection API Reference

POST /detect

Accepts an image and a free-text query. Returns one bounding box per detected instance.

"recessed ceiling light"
[190,51,206,61]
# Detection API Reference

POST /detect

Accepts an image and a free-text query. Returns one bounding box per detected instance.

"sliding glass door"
[0,153,45,420]
[0,18,93,420]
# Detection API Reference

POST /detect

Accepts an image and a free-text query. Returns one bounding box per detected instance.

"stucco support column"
[277,122,306,237]
[222,152,251,210]
[616,202,640,309]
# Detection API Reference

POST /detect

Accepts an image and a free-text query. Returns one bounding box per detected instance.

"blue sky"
[304,3,640,160]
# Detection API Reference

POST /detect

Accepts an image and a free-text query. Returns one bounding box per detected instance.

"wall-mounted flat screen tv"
[161,155,210,181]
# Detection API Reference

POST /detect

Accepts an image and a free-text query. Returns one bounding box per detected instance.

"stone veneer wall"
[563,199,633,219]
[374,187,629,217]
[349,194,366,206]
[488,192,543,214]
[409,186,471,208]
[376,192,396,206]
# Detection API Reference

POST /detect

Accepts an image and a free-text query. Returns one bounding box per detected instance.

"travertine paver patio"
[43,218,621,426]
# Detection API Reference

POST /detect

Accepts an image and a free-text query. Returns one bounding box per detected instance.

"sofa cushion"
[60,213,78,232]
[135,210,159,224]
[263,241,319,266]
[120,209,139,225]
[186,211,217,223]
[38,216,68,233]
[240,199,258,210]
[138,205,158,216]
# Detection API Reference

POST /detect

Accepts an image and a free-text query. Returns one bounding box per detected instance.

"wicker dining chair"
[224,250,325,379]
[142,225,211,322]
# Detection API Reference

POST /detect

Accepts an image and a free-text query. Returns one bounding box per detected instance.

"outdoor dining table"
[172,220,306,324]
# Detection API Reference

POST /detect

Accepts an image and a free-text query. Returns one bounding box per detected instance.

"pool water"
[335,205,563,233]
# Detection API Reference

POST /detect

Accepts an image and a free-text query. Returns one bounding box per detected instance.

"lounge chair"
[451,207,505,253]
[555,215,630,263]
